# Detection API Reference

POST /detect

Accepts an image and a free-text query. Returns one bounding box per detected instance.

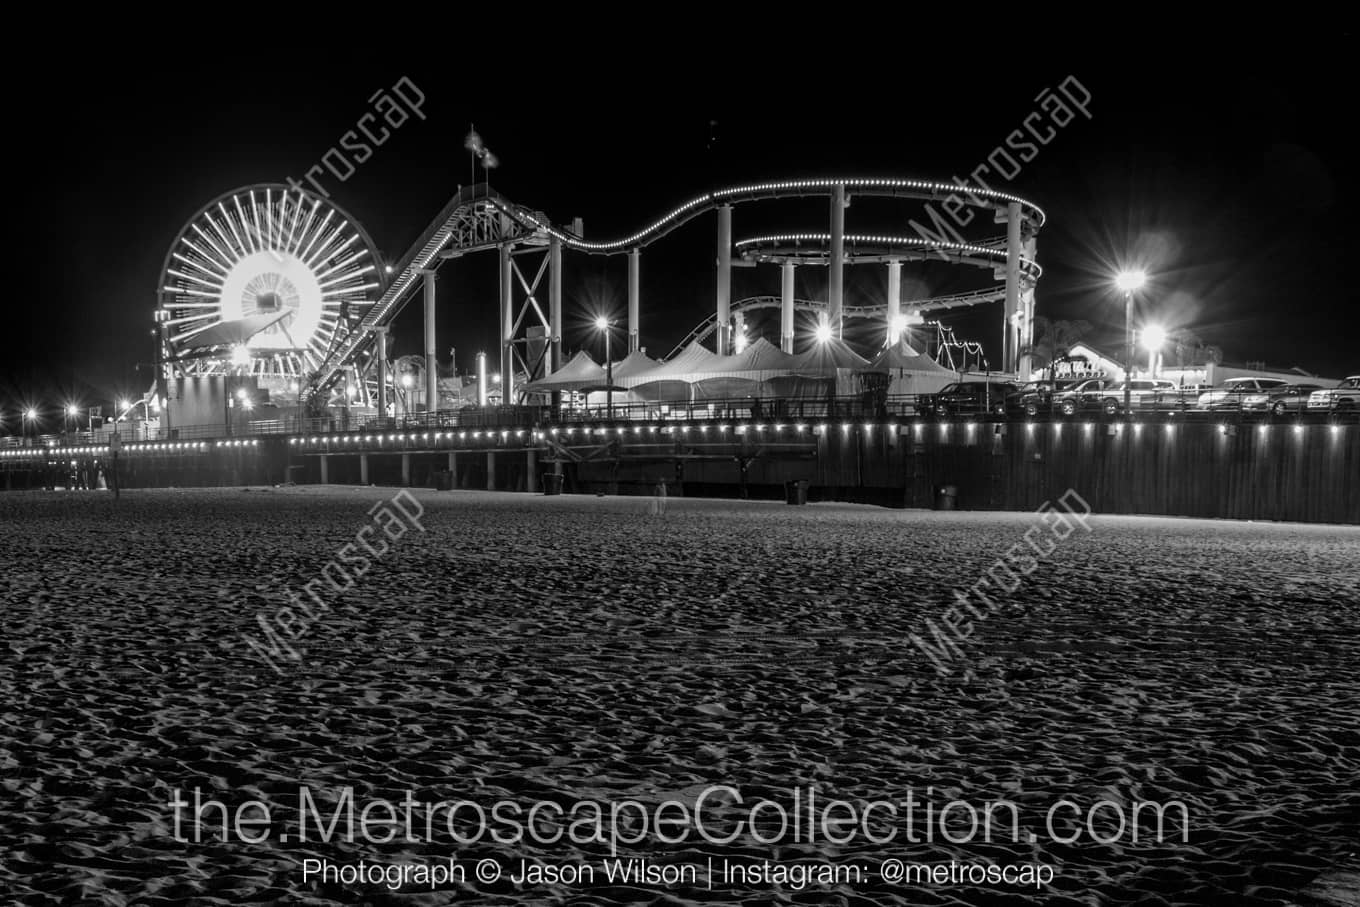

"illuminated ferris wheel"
[156,184,385,379]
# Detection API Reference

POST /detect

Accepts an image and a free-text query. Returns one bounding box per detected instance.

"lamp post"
[24,407,37,441]
[1115,270,1147,415]
[595,316,614,418]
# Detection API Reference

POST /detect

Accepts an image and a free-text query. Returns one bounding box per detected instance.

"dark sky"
[7,38,1356,418]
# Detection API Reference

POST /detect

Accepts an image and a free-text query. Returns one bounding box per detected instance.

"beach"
[3,486,1358,905]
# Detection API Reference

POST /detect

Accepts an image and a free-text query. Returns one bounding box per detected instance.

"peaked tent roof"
[790,336,870,373]
[622,341,724,386]
[711,337,800,373]
[610,349,662,381]
[866,340,953,373]
[521,350,605,393]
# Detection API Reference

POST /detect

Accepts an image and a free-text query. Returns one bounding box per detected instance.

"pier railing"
[3,392,1357,449]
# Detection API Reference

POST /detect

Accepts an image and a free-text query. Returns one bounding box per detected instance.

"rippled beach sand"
[3,487,1358,905]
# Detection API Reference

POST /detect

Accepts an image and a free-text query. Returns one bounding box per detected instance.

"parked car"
[925,381,1018,416]
[1197,377,1291,410]
[1049,378,1177,415]
[1050,378,1115,416]
[1003,380,1080,416]
[1307,376,1360,412]
[1239,383,1323,415]
[1107,379,1181,411]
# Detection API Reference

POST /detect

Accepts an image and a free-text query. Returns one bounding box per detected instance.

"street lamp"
[595,315,615,418]
[66,403,80,434]
[1141,324,1167,377]
[890,314,909,346]
[1115,270,1147,414]
[814,320,833,344]
[24,407,38,439]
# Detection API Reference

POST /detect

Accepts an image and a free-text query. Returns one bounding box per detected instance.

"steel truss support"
[499,242,554,405]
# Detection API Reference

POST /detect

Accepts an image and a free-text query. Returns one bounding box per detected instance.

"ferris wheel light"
[161,185,378,382]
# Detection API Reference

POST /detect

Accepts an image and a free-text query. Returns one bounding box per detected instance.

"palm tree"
[1021,317,1092,387]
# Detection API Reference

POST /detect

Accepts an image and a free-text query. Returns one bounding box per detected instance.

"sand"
[3,487,1358,905]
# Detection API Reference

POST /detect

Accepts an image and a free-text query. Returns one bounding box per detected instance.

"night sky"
[8,40,1355,420]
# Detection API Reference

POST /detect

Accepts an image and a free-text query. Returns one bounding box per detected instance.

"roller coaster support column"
[716,205,732,354]
[421,269,438,414]
[780,262,796,354]
[830,183,846,338]
[886,259,902,347]
[549,235,563,372]
[1004,201,1022,373]
[500,244,514,405]
[375,327,389,418]
[628,249,641,353]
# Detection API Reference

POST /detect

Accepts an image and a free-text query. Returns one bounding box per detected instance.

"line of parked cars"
[919,375,1360,417]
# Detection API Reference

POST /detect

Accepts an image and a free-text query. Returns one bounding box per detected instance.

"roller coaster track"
[311,180,1043,393]
[735,234,1041,280]
[665,288,1010,359]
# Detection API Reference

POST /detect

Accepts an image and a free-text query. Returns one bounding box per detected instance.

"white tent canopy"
[520,350,607,394]
[689,338,801,398]
[525,335,955,404]
[609,350,662,382]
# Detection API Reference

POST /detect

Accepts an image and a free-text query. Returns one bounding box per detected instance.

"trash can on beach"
[784,479,809,505]
[933,483,958,510]
[542,472,564,495]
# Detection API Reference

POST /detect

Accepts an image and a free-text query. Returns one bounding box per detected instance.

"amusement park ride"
[154,178,1044,425]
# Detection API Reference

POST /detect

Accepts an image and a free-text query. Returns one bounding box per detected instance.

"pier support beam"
[628,248,640,353]
[319,454,329,485]
[421,269,438,415]
[715,205,732,354]
[526,449,537,492]
[500,244,514,405]
[829,183,846,339]
[401,453,411,487]
[375,327,389,418]
[780,262,796,353]
[359,453,369,485]
[486,451,496,490]
[886,260,902,347]
[549,235,563,372]
[1004,201,1022,374]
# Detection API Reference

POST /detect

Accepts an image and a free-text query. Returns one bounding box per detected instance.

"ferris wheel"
[156,184,385,379]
